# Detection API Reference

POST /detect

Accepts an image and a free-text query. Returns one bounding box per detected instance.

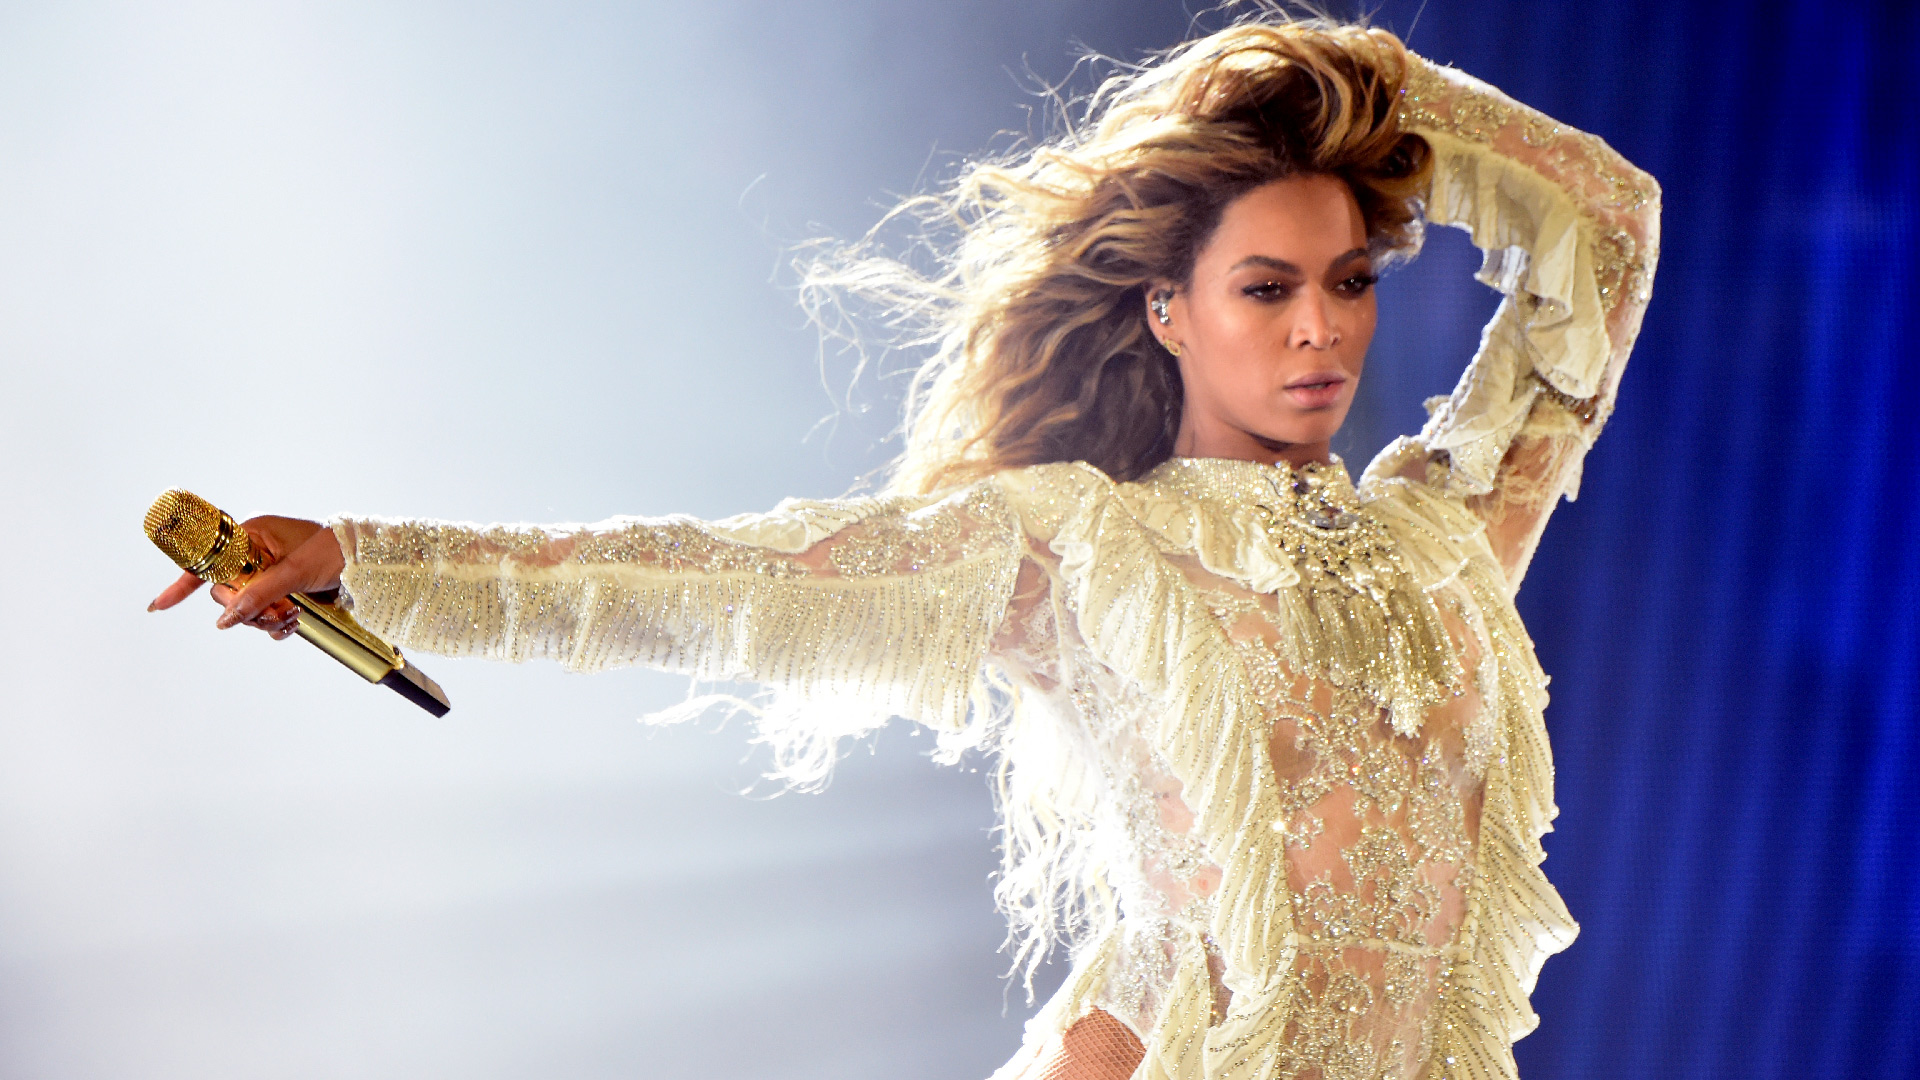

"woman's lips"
[1283,372,1347,410]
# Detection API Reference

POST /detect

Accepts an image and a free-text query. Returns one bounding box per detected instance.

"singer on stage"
[150,17,1658,1079]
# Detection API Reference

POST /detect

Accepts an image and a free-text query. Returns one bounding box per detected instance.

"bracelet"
[1530,372,1603,426]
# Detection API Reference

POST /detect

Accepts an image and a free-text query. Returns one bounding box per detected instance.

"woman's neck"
[1174,421,1333,469]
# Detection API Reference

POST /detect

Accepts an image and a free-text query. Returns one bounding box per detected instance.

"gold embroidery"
[1529,371,1604,426]
[1235,643,1481,1080]
[825,488,1006,577]
[579,521,813,578]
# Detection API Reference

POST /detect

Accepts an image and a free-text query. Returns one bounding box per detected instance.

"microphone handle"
[286,593,452,716]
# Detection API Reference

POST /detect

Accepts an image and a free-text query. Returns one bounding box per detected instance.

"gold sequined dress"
[328,58,1659,1080]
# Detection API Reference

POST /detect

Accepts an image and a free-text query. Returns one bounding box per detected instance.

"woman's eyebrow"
[1229,254,1303,274]
[1229,248,1370,274]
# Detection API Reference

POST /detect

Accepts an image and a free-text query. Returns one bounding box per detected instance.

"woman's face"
[1151,174,1377,467]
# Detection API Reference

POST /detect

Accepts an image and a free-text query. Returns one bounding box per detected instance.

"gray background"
[0,2,1488,1077]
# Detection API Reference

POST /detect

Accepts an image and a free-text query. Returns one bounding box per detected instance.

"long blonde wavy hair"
[798,13,1437,989]
[804,16,1434,497]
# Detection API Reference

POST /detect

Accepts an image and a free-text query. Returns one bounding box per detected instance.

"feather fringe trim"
[338,541,1022,737]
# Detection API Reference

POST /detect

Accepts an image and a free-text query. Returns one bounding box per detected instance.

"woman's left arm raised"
[1373,54,1663,589]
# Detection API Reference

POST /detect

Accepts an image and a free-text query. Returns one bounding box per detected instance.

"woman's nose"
[1290,290,1342,350]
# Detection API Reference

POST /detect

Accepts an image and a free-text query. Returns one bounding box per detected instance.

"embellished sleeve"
[1371,55,1662,588]
[329,483,1026,733]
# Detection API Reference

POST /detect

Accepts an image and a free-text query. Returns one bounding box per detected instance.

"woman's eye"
[1337,273,1380,295]
[1243,281,1293,301]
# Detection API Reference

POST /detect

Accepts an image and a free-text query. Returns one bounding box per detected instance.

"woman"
[150,17,1658,1080]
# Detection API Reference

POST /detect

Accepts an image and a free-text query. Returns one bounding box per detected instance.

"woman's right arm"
[324,484,1025,732]
[340,485,1027,732]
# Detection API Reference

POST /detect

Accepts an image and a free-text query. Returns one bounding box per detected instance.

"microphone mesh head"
[144,489,257,584]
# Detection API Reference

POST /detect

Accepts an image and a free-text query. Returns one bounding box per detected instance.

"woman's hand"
[147,516,347,640]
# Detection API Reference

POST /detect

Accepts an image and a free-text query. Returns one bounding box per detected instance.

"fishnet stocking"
[1037,1009,1145,1080]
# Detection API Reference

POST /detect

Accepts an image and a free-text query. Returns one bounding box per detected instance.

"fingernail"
[146,602,157,612]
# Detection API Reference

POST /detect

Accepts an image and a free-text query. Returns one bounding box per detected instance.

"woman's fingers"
[210,583,300,636]
[217,558,303,629]
[148,570,207,612]
[259,601,301,639]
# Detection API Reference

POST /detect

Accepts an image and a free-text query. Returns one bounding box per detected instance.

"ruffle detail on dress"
[1381,479,1578,1080]
[1000,461,1297,1079]
[1414,125,1611,497]
[995,461,1577,1080]
[1137,929,1219,1080]
[1108,485,1300,596]
[1423,578,1577,1080]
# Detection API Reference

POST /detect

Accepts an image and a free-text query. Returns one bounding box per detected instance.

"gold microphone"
[144,489,452,716]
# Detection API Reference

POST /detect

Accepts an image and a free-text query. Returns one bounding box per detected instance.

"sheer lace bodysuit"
[328,57,1658,1080]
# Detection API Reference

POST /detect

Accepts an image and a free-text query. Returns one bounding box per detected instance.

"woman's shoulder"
[988,457,1234,536]
[995,456,1302,593]
[990,459,1116,495]
[1357,442,1509,591]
